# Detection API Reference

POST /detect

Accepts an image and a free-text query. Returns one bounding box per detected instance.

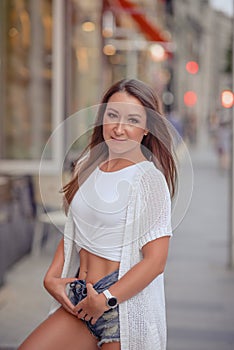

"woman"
[19,78,177,350]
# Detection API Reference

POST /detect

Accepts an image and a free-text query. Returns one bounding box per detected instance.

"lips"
[111,137,127,142]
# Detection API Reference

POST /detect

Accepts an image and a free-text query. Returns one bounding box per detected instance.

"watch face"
[108,297,117,308]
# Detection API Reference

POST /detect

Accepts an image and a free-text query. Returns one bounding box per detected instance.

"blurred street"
[166,145,234,350]
[0,145,234,350]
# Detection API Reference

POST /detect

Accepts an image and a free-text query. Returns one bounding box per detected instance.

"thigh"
[18,307,99,350]
[102,342,120,350]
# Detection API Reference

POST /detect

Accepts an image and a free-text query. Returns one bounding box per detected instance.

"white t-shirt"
[70,162,147,261]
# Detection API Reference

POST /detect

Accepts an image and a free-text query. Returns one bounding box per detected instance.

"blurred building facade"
[0,0,233,173]
[172,0,233,146]
[0,0,172,174]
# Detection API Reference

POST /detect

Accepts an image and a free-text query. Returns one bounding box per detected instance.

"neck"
[102,154,147,172]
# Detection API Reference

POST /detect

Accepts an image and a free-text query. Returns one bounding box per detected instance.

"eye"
[128,118,140,124]
[107,112,118,119]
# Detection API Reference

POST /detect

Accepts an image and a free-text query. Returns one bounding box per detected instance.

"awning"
[110,0,170,43]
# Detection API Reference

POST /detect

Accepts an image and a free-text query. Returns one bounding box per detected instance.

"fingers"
[90,316,97,325]
[62,304,77,316]
[61,277,79,315]
[63,301,76,315]
[76,309,97,324]
[86,283,98,295]
[77,310,87,320]
[71,283,102,324]
[60,293,77,315]
[85,315,98,325]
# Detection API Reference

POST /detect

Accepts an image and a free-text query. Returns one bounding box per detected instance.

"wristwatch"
[103,289,118,309]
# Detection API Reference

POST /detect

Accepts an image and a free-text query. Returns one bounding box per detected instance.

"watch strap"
[103,289,113,299]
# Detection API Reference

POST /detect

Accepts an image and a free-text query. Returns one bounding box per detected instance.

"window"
[0,0,65,174]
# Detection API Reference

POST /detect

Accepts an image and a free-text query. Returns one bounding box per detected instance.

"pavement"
[0,144,234,350]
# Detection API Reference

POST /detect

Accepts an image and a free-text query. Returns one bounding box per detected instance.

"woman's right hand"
[44,275,78,316]
[43,239,78,315]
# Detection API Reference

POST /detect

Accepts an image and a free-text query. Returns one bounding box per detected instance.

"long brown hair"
[63,79,177,209]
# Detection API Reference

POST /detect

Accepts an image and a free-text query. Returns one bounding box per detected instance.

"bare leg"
[18,307,99,350]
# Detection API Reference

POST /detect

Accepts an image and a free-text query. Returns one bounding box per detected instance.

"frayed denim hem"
[98,338,120,348]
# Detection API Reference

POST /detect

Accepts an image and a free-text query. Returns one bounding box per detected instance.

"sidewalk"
[0,146,234,349]
[166,146,234,350]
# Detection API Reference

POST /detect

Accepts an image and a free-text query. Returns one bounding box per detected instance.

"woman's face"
[102,92,148,158]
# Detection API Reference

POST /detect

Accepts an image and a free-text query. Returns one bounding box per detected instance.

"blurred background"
[0,0,234,349]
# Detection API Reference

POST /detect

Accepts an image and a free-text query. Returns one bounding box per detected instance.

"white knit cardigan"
[49,161,172,350]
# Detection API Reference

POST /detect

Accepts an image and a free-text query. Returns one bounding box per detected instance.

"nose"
[114,122,125,135]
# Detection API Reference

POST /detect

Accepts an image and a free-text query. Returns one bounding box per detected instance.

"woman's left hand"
[74,283,108,324]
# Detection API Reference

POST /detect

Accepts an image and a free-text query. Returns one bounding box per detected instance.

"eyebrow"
[106,108,142,118]
[128,113,142,118]
[106,107,120,114]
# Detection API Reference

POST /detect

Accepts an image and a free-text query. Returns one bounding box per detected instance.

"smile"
[111,137,127,142]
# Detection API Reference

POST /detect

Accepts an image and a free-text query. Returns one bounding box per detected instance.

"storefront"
[0,0,101,174]
[0,0,171,175]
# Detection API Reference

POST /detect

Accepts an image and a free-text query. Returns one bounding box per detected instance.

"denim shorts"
[69,269,120,348]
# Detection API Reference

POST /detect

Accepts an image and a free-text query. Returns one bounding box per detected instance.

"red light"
[184,91,197,106]
[221,90,234,108]
[186,61,199,74]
